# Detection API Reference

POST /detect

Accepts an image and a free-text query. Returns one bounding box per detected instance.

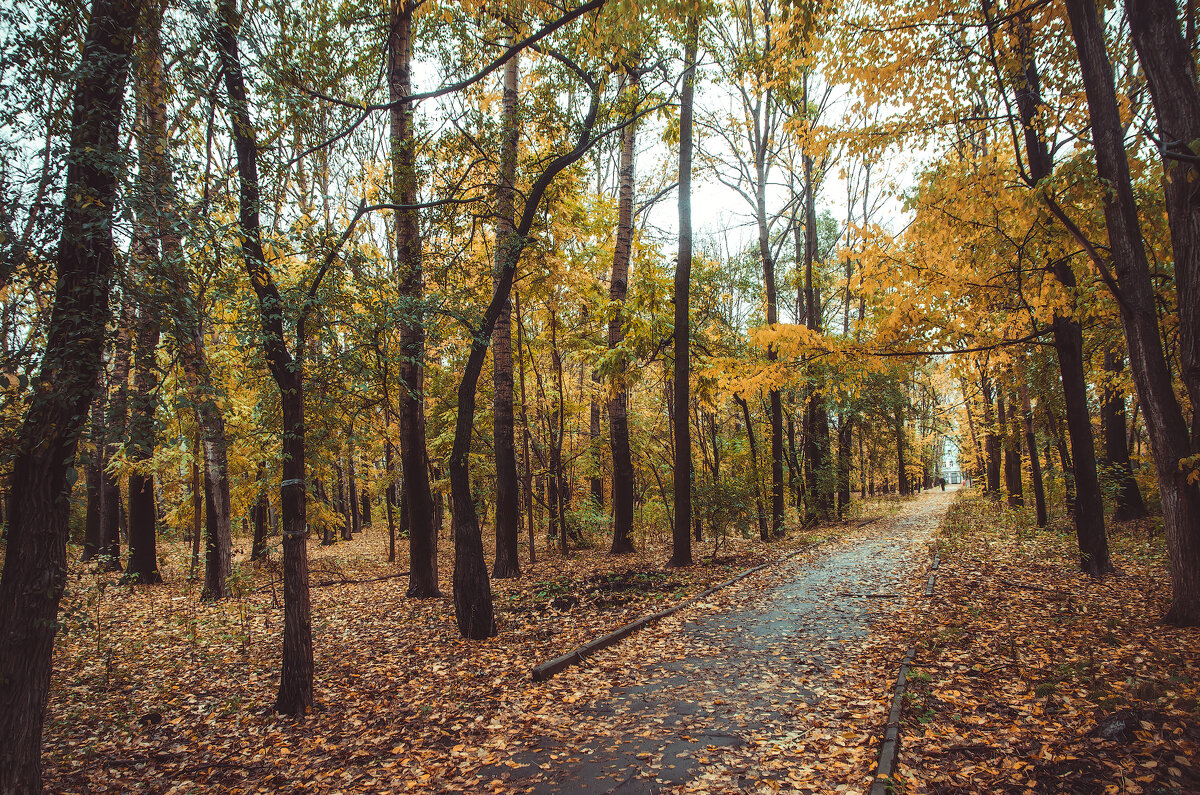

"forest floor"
[892,493,1200,794]
[38,487,1199,793]
[40,492,905,794]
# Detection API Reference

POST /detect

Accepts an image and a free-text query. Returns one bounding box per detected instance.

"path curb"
[870,549,940,794]
[530,551,801,682]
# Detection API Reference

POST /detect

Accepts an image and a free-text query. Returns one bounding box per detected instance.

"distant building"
[940,439,962,485]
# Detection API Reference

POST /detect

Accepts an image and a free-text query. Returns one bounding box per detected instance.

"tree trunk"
[1006,12,1110,566]
[1102,352,1147,521]
[389,0,440,598]
[125,3,172,585]
[609,71,639,556]
[1000,390,1024,507]
[895,403,907,496]
[491,44,521,578]
[670,19,697,567]
[252,463,269,561]
[125,305,161,584]
[0,0,138,786]
[1125,0,1200,450]
[216,0,313,711]
[736,395,770,540]
[837,413,852,519]
[1020,378,1047,527]
[981,373,1001,495]
[82,385,105,562]
[1067,0,1189,590]
[515,287,537,565]
[100,305,132,571]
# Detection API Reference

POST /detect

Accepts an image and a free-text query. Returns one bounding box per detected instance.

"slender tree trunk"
[252,463,269,561]
[669,14,698,567]
[1005,12,1110,567]
[1000,390,1024,507]
[1067,0,1188,588]
[1102,352,1148,521]
[82,386,105,562]
[389,0,440,598]
[609,71,639,556]
[895,403,907,496]
[515,288,536,565]
[126,305,161,584]
[216,0,313,711]
[347,427,361,535]
[492,44,521,578]
[0,0,139,785]
[384,437,397,563]
[837,414,851,519]
[100,305,132,571]
[190,437,202,579]
[1020,378,1047,527]
[981,373,1001,495]
[737,395,770,540]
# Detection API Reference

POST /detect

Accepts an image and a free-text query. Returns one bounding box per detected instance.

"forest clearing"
[2,0,1200,791]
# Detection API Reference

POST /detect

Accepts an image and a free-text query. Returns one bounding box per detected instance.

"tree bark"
[1067,0,1190,592]
[1125,0,1200,450]
[1102,352,1147,521]
[100,304,132,571]
[981,373,1001,495]
[216,0,313,711]
[389,0,440,598]
[670,17,698,568]
[1020,378,1047,527]
[491,44,521,578]
[0,0,139,786]
[736,394,770,540]
[609,70,639,556]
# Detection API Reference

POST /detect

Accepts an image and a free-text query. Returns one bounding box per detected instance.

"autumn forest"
[0,0,1198,791]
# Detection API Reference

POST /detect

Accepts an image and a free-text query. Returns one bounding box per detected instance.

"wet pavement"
[485,489,955,793]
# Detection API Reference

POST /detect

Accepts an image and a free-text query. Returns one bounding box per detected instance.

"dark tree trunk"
[515,288,537,564]
[736,395,770,540]
[1020,380,1048,527]
[216,0,313,711]
[125,306,161,584]
[981,374,1001,495]
[1125,0,1200,450]
[384,437,397,563]
[446,69,602,638]
[190,433,202,579]
[999,390,1024,507]
[1102,353,1147,521]
[1004,11,1109,566]
[389,0,440,598]
[0,0,138,786]
[252,464,269,561]
[491,45,521,579]
[895,403,908,497]
[609,70,639,556]
[100,307,132,571]
[347,429,361,535]
[125,4,172,585]
[670,18,697,568]
[837,414,852,519]
[1067,0,1190,588]
[82,386,105,561]
[1047,407,1076,514]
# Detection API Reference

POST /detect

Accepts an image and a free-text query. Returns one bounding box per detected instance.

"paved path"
[487,489,956,794]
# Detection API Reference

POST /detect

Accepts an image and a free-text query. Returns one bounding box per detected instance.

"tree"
[0,0,141,786]
[670,8,699,568]
[1064,0,1199,621]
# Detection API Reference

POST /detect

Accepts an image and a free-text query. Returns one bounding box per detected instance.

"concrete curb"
[531,551,801,682]
[870,550,940,794]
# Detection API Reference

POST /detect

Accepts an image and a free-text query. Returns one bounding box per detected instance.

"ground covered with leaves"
[894,493,1200,794]
[39,502,897,794]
